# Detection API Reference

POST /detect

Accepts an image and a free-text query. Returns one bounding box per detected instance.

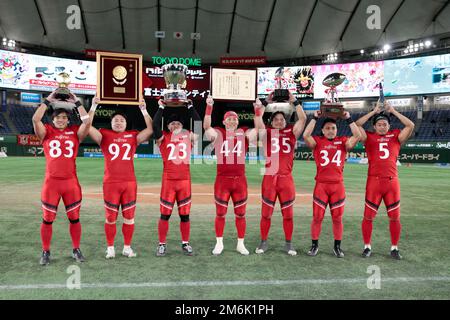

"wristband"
[346,117,354,125]
[75,100,82,107]
[80,114,89,121]
[255,106,264,117]
[141,109,149,116]
[313,116,319,121]
[292,100,300,107]
[205,104,213,116]
[43,99,51,107]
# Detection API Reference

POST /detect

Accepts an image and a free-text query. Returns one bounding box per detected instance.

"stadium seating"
[1,104,450,141]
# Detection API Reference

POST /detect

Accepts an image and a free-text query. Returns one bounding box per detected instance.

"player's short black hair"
[167,113,184,127]
[321,118,337,129]
[51,109,70,120]
[269,111,287,125]
[372,112,391,125]
[111,111,127,121]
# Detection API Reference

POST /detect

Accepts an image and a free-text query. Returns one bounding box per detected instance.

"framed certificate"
[211,68,256,101]
[96,51,143,105]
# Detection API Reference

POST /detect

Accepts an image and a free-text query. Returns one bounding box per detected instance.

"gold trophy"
[51,72,76,111]
[320,73,346,119]
[161,64,188,107]
[265,67,294,117]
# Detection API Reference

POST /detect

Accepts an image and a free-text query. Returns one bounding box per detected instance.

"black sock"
[312,239,318,246]
[334,240,341,247]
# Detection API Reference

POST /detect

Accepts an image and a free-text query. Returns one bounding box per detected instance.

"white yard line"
[1,277,450,290]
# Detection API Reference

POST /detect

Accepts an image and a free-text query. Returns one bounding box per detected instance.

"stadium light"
[425,40,432,47]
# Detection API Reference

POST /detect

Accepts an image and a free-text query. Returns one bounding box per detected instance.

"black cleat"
[72,248,85,262]
[156,243,167,257]
[390,249,402,260]
[307,244,319,256]
[333,245,345,258]
[255,240,268,254]
[362,248,372,258]
[40,250,50,266]
[182,243,193,256]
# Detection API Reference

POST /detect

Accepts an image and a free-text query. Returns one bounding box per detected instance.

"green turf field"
[1,157,450,299]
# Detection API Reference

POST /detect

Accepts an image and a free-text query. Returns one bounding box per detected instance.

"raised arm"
[203,95,218,142]
[385,103,415,145]
[137,99,153,145]
[303,110,319,149]
[343,111,361,151]
[152,99,165,145]
[187,99,201,144]
[87,96,102,145]
[32,99,50,141]
[67,92,91,141]
[292,93,307,139]
[355,103,381,143]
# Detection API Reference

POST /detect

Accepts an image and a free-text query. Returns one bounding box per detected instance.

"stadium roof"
[0,0,449,63]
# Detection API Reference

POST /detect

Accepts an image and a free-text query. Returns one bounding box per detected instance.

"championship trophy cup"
[265,67,294,117]
[320,72,346,119]
[161,64,188,107]
[51,72,76,111]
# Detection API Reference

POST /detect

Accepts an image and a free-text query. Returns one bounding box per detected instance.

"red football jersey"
[264,125,296,175]
[313,136,348,183]
[42,124,80,179]
[159,130,192,180]
[365,129,401,177]
[99,129,138,183]
[214,127,249,177]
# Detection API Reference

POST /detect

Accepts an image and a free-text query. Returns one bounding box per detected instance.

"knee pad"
[105,208,118,224]
[122,208,135,221]
[179,214,190,222]
[261,204,274,220]
[42,211,56,224]
[160,214,171,221]
[215,203,228,216]
[387,208,400,222]
[67,207,80,222]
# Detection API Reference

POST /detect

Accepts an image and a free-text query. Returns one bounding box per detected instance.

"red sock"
[282,218,293,242]
[40,223,53,251]
[104,223,116,246]
[215,215,225,237]
[122,223,135,246]
[332,219,343,241]
[260,217,271,241]
[158,218,169,243]
[235,216,246,239]
[362,218,373,245]
[180,221,190,242]
[69,222,81,249]
[389,220,402,246]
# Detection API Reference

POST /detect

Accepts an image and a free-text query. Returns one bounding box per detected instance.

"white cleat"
[105,246,115,259]
[236,244,249,256]
[122,246,137,258]
[212,242,224,256]
[287,249,297,256]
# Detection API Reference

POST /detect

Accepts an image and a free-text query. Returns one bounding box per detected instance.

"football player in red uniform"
[253,93,306,255]
[203,95,258,255]
[32,90,91,265]
[356,102,415,259]
[88,98,152,259]
[303,111,361,258]
[153,99,201,256]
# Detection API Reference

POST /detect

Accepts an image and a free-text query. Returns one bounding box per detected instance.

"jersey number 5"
[379,142,390,159]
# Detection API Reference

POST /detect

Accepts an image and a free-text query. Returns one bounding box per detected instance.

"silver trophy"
[320,72,346,119]
[51,72,76,111]
[161,64,188,107]
[265,67,294,117]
